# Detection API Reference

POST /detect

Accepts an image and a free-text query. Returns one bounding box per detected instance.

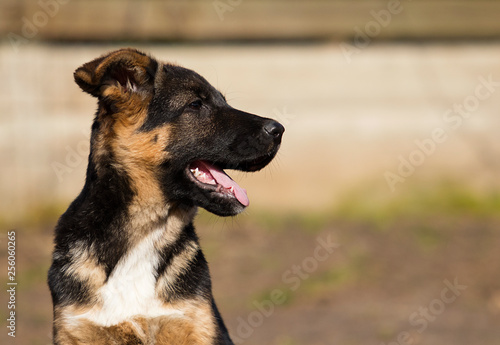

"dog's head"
[74,48,284,217]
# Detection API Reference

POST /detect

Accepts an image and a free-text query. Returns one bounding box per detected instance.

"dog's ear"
[74,48,157,98]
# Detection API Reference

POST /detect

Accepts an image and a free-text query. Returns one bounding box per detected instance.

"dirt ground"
[1,42,500,344]
[1,211,500,345]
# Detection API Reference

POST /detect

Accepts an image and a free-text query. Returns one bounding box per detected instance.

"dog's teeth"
[192,168,204,179]
[229,186,234,193]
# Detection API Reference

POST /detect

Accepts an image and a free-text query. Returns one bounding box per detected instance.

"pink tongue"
[196,161,249,207]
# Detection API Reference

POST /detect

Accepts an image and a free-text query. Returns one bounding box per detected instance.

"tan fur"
[91,70,173,234]
[110,109,171,230]
[55,298,215,345]
[64,246,106,297]
[53,204,208,344]
[156,240,200,298]
[157,206,198,250]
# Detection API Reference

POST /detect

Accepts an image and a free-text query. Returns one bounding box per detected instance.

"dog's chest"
[81,228,182,326]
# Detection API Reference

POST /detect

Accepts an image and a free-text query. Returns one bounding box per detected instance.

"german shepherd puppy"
[48,48,284,344]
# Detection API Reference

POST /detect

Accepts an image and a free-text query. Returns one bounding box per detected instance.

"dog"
[48,48,284,344]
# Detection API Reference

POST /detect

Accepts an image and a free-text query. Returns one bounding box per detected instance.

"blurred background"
[1,0,500,344]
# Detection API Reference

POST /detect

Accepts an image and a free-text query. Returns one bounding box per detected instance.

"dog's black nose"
[263,120,285,140]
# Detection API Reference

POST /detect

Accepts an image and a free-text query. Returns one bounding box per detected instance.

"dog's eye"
[189,100,203,110]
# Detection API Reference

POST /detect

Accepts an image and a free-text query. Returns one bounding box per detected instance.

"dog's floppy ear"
[74,48,157,98]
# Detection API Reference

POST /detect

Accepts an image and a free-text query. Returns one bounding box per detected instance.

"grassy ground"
[1,184,499,345]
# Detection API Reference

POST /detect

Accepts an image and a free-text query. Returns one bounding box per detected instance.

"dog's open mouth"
[188,160,249,207]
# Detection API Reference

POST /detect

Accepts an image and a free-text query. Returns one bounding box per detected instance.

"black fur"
[148,66,284,216]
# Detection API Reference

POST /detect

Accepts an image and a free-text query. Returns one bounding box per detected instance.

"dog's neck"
[69,152,199,277]
[85,135,192,228]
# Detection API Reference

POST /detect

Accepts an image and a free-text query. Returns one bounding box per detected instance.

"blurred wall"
[1,0,500,44]
[2,43,500,225]
[1,0,500,224]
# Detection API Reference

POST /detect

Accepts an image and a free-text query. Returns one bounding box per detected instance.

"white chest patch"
[72,227,184,326]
